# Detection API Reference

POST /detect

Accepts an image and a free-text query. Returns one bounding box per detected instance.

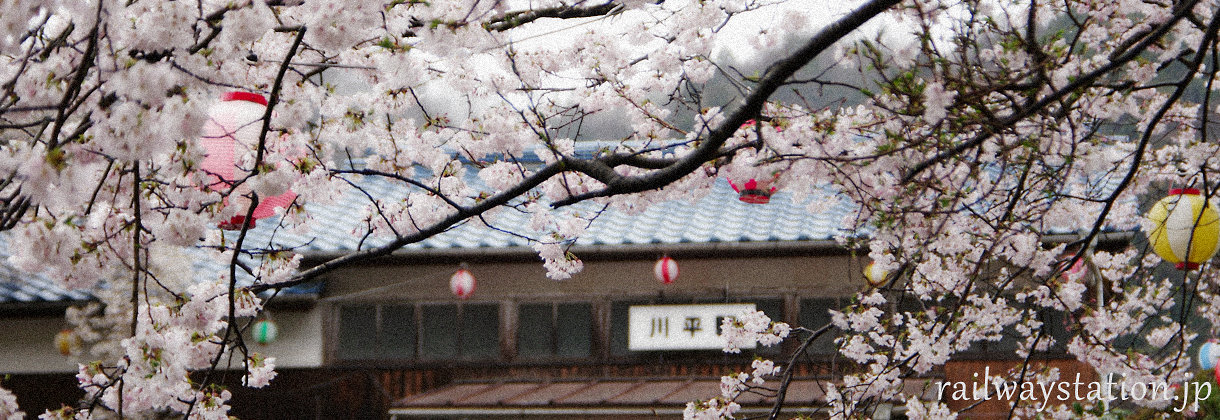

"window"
[337,305,381,360]
[336,302,499,362]
[516,302,592,359]
[799,298,841,356]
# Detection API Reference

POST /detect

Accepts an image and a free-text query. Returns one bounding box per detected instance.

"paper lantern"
[1061,257,1086,282]
[252,319,278,345]
[863,262,890,288]
[201,91,297,230]
[54,329,80,356]
[450,268,475,299]
[654,256,678,284]
[1146,188,1220,270]
[1200,340,1220,370]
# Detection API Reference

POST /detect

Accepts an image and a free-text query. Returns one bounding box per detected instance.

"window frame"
[513,301,596,361]
[330,300,504,365]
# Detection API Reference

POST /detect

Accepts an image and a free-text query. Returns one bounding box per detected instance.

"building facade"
[0,174,1094,418]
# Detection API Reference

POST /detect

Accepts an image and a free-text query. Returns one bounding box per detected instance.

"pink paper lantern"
[201,92,297,230]
[1061,257,1086,282]
[654,256,678,284]
[450,268,476,299]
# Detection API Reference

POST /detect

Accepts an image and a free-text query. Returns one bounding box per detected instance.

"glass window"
[420,305,458,359]
[609,301,636,357]
[517,302,592,359]
[799,298,840,355]
[381,304,416,359]
[337,305,378,360]
[753,299,784,356]
[517,304,554,357]
[336,302,503,362]
[556,303,592,358]
[461,304,500,359]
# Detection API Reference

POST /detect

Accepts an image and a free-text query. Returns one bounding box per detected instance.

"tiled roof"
[237,177,849,253]
[0,164,850,305]
[0,262,92,304]
[0,139,1128,305]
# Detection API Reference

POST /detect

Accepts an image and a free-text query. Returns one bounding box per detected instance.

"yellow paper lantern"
[1147,188,1220,270]
[863,261,890,288]
[55,329,80,356]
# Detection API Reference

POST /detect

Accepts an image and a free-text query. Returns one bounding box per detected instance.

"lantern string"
[320,267,454,302]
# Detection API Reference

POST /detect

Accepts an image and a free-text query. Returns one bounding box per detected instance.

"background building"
[0,151,1092,418]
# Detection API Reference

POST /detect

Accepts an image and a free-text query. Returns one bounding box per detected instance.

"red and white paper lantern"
[450,268,476,299]
[1215,359,1220,385]
[201,92,297,230]
[654,256,679,284]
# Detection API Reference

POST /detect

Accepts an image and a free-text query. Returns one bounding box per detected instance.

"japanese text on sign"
[628,303,757,350]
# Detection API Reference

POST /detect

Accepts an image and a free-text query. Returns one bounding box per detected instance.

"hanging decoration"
[1060,257,1087,282]
[1215,361,1220,385]
[1146,188,1220,270]
[1200,340,1220,370]
[54,329,80,356]
[728,176,779,204]
[201,91,297,230]
[451,266,476,299]
[863,262,890,288]
[252,319,279,345]
[726,120,782,204]
[654,255,679,284]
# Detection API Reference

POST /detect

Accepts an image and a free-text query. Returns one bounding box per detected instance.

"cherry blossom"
[0,0,1218,417]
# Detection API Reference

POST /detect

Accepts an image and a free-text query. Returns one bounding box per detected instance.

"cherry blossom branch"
[256,162,566,291]
[901,0,1201,184]
[766,323,833,420]
[332,169,469,212]
[46,25,97,150]
[484,2,621,32]
[551,0,903,206]
[251,0,906,291]
[1072,4,1220,259]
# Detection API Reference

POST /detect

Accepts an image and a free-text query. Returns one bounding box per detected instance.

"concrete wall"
[321,253,863,303]
[241,308,324,368]
[0,307,325,375]
[0,316,78,374]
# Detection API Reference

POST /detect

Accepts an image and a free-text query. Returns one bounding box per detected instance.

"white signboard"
[628,303,757,351]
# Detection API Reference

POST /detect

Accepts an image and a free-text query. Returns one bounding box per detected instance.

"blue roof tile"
[0,157,860,304]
